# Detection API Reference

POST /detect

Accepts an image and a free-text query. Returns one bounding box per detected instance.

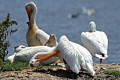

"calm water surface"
[0,0,120,64]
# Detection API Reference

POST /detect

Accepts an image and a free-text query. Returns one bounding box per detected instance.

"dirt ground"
[0,64,120,80]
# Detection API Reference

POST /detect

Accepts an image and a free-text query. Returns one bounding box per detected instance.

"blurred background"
[0,0,120,64]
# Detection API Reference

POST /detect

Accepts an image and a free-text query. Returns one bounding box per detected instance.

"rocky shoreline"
[0,64,120,80]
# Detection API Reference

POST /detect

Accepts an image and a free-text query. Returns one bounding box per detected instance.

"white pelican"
[81,21,108,64]
[7,45,58,64]
[7,34,59,63]
[25,1,52,47]
[7,45,26,63]
[57,36,95,76]
[44,34,58,47]
[34,36,95,76]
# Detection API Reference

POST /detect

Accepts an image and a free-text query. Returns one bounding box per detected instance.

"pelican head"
[14,45,26,52]
[25,1,37,22]
[59,35,69,42]
[7,55,15,63]
[45,34,58,47]
[29,59,39,67]
[89,21,96,32]
[95,48,108,64]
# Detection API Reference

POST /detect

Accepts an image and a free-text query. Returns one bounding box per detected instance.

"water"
[0,0,120,64]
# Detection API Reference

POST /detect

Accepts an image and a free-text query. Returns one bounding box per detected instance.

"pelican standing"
[25,1,52,46]
[34,36,95,76]
[81,21,108,64]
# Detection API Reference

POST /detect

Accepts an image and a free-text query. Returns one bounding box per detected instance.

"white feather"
[36,29,50,45]
[7,46,58,64]
[58,36,95,76]
[81,21,108,59]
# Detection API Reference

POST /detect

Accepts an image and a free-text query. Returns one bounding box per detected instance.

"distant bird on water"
[25,1,54,47]
[81,21,108,64]
[82,7,96,16]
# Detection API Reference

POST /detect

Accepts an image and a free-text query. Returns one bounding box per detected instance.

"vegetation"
[0,13,17,63]
[0,61,29,72]
[105,70,120,75]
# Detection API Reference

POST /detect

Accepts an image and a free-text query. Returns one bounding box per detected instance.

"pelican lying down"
[7,45,58,64]
[7,34,59,64]
[33,36,95,76]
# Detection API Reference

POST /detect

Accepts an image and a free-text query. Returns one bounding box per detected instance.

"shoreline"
[0,64,120,80]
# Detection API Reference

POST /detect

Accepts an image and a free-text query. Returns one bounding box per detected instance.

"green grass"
[0,61,29,72]
[105,70,120,75]
[0,61,62,72]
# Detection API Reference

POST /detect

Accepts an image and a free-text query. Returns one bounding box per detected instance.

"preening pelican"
[25,1,52,46]
[57,36,95,76]
[7,34,59,63]
[81,21,108,64]
[35,35,95,76]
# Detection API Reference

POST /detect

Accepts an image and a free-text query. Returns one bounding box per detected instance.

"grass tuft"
[0,61,29,72]
[105,70,120,75]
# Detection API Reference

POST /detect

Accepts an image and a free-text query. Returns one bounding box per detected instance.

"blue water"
[0,0,120,64]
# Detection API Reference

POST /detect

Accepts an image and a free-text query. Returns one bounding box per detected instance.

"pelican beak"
[44,39,51,46]
[30,64,34,67]
[37,50,60,63]
[25,6,33,21]
[21,46,26,48]
[100,58,102,64]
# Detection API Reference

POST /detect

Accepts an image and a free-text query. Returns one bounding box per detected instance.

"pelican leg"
[56,60,73,73]
[100,59,102,64]
[37,50,60,63]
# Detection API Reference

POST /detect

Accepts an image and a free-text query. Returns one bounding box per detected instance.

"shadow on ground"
[33,69,93,79]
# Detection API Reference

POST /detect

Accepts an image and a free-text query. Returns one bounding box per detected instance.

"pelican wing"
[14,46,53,62]
[71,41,93,63]
[99,31,108,49]
[89,31,108,49]
[58,36,95,75]
[36,29,50,45]
[81,32,96,56]
[81,31,108,58]
[58,36,81,74]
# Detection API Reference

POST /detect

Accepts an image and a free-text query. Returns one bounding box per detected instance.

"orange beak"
[21,46,26,48]
[25,7,33,21]
[37,50,60,63]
